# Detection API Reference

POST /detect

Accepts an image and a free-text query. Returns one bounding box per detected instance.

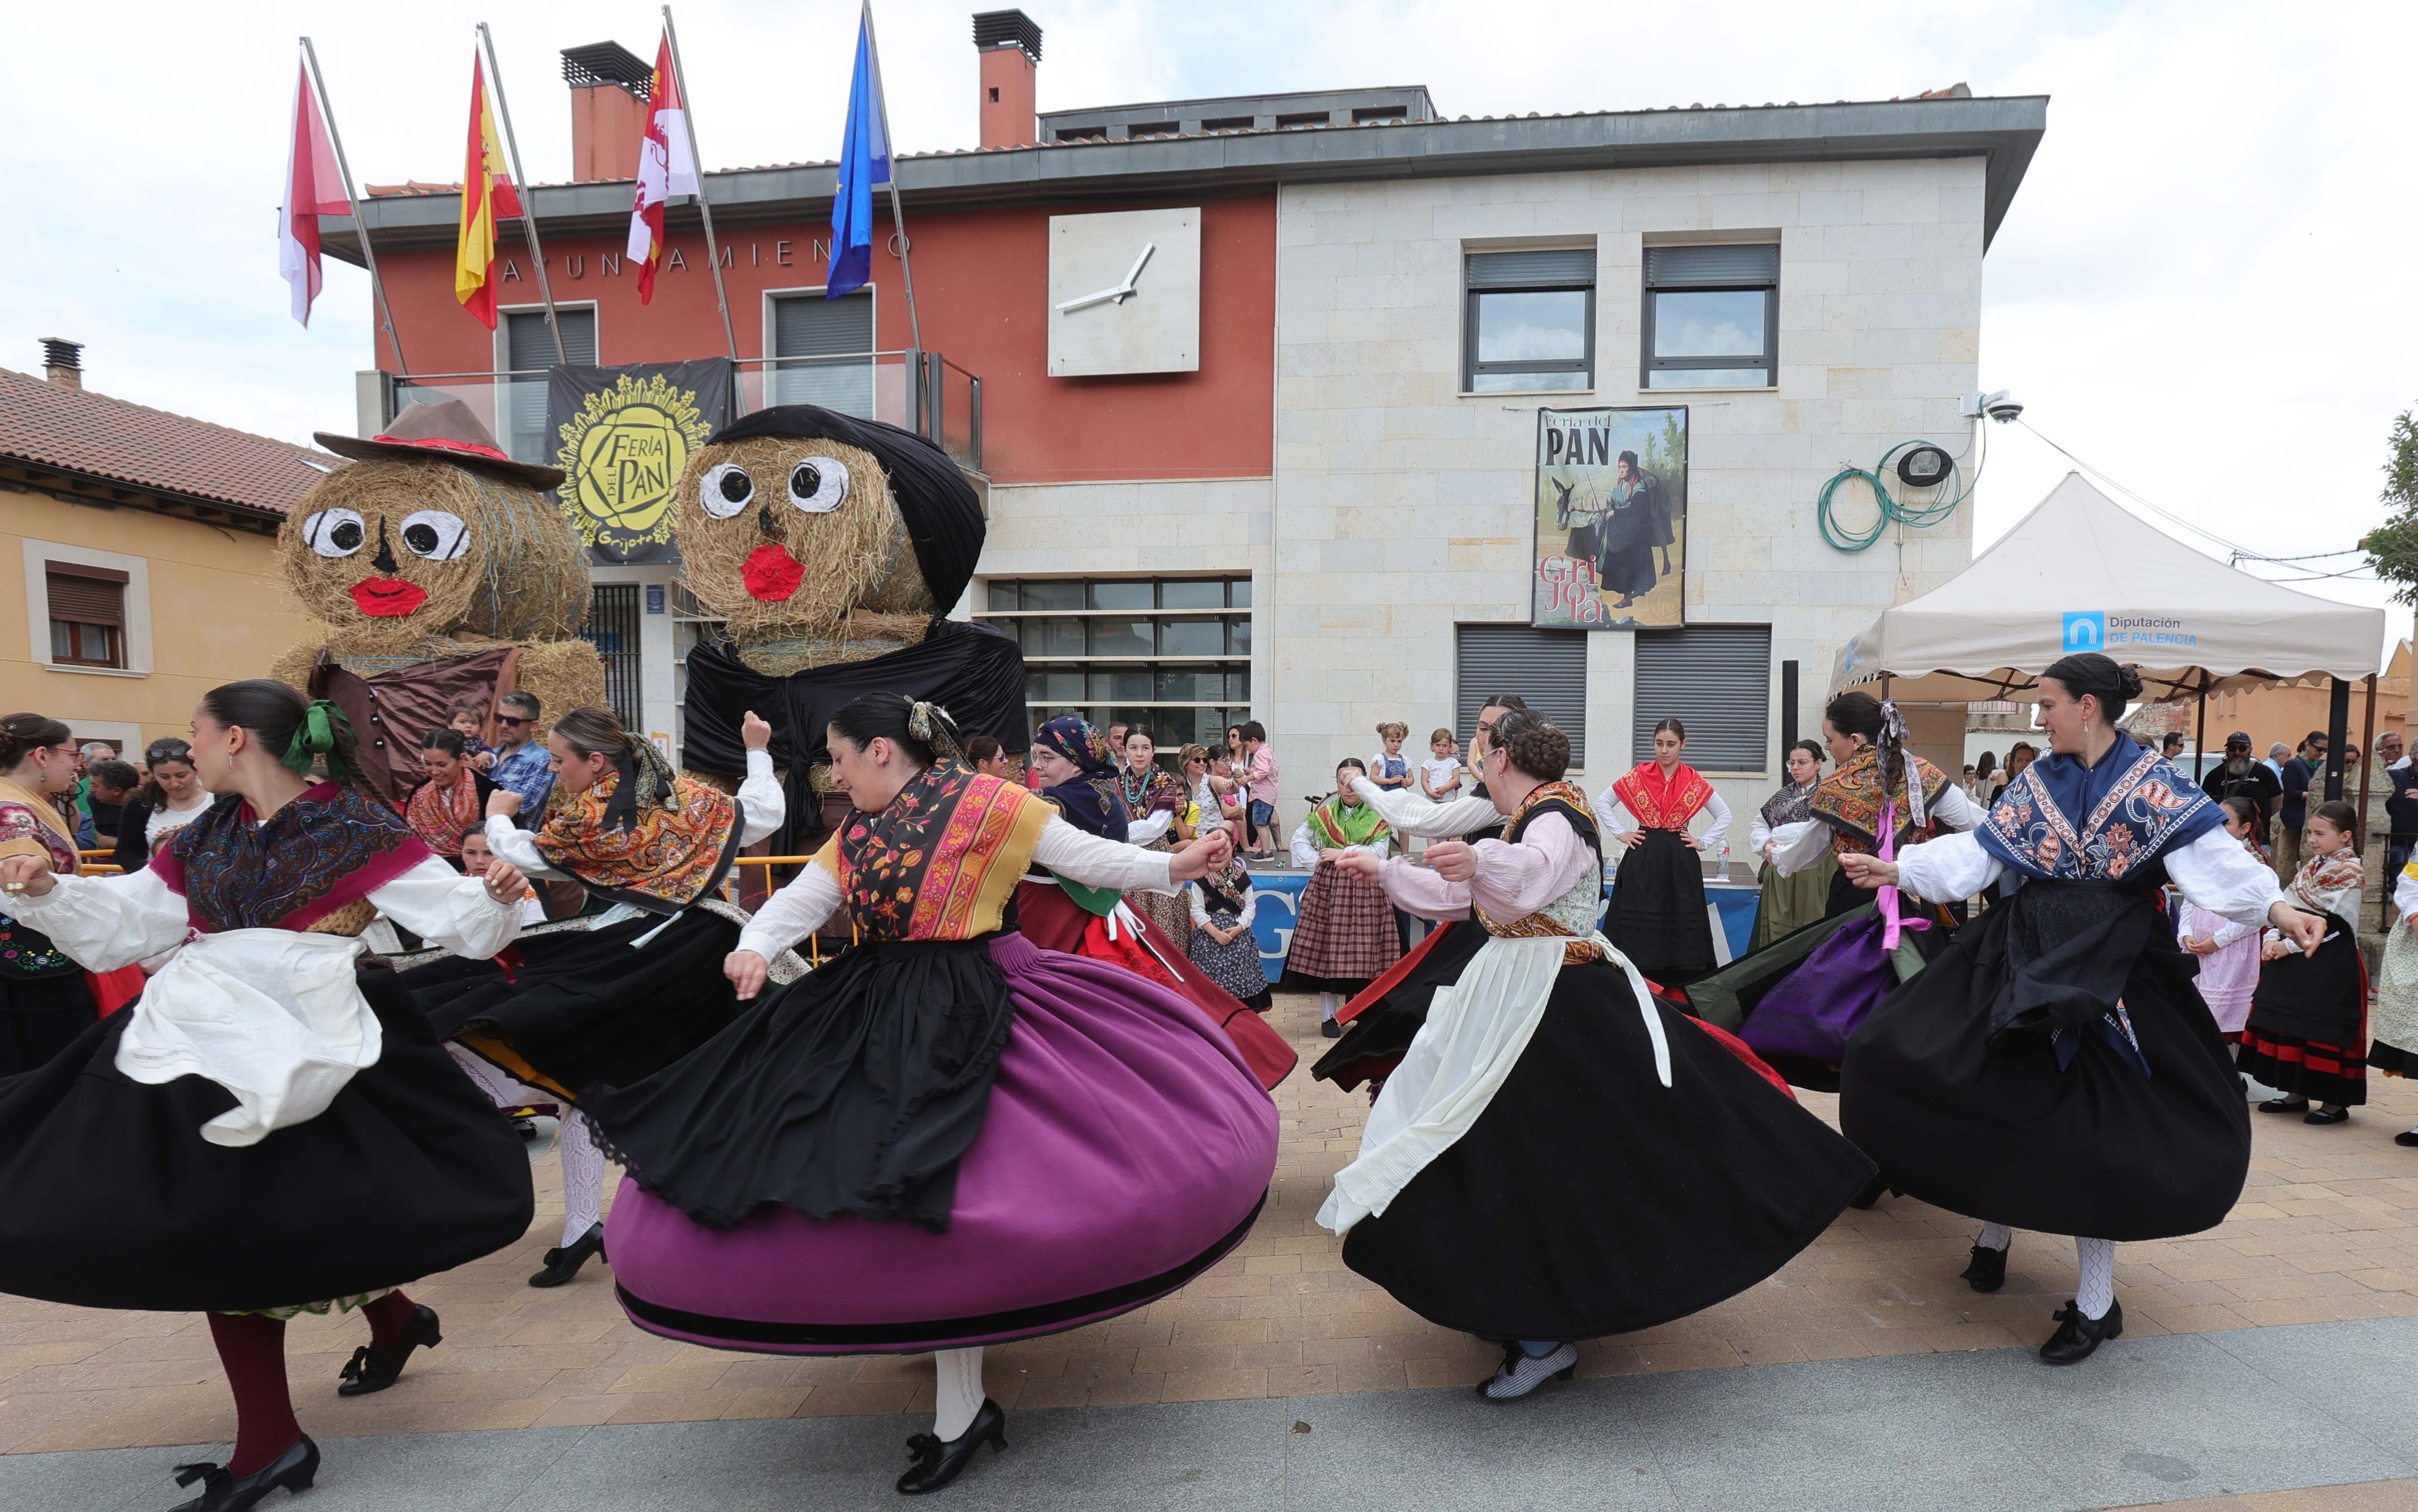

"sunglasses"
[494,715,529,727]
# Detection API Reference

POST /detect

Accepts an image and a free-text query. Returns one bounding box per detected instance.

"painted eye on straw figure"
[302,508,367,557]
[700,463,755,519]
[788,458,850,514]
[399,510,470,560]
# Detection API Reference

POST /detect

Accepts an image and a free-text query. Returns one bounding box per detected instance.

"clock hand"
[1114,242,1156,300]
[1055,283,1132,314]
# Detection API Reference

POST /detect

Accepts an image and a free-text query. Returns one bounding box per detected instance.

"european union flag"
[828,7,890,300]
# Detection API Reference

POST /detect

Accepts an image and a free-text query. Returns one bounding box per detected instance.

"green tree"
[2360,408,2418,604]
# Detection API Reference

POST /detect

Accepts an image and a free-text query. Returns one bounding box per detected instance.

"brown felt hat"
[314,398,565,490]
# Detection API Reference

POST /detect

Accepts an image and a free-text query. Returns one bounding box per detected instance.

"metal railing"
[381,351,983,473]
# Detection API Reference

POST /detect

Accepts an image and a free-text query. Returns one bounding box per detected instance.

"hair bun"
[2117,664,2145,701]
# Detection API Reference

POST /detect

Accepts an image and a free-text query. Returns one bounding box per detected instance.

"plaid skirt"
[1282,862,1402,991]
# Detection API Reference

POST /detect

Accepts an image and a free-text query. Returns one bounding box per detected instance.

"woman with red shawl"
[401,728,495,867]
[1597,718,1731,986]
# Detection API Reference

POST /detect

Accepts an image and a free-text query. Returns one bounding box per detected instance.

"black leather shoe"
[2395,1129,2418,1148]
[896,1398,1007,1495]
[1321,1019,1342,1039]
[336,1305,441,1397]
[2258,1097,2311,1114]
[1960,1243,2008,1294]
[2305,1106,2351,1126]
[2038,1299,2123,1364]
[529,1224,606,1288]
[1848,1174,1889,1210]
[167,1433,318,1511]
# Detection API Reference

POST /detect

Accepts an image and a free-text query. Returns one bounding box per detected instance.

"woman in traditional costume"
[396,703,785,1288]
[2239,799,2367,1123]
[1116,728,1194,949]
[2369,854,2418,1146]
[1013,716,1293,1089]
[1318,709,1874,1399]
[2176,798,2266,1044]
[1837,654,2308,1364]
[0,714,126,1070]
[1747,739,1831,952]
[0,681,533,1511]
[580,694,1279,1496]
[1285,761,1403,1038]
[1598,719,1730,986]
[402,727,496,866]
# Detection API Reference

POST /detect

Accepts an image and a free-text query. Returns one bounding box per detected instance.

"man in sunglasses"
[486,691,555,825]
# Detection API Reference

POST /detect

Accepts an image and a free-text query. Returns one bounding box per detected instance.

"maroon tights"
[206,1290,417,1476]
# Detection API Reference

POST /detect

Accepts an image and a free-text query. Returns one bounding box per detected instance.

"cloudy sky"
[7,0,2411,651]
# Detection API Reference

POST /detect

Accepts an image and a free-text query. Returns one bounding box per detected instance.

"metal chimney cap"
[38,338,83,371]
[972,10,1042,62]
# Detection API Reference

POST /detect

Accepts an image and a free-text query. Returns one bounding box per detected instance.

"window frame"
[976,576,1255,766]
[762,284,878,416]
[23,541,150,678]
[1463,258,1597,395]
[1640,245,1779,390]
[493,301,600,465]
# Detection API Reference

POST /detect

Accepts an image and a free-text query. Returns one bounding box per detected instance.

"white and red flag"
[626,31,699,305]
[278,58,348,326]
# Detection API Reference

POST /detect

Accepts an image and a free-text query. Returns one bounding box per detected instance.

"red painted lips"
[349,577,429,617]
[743,544,806,603]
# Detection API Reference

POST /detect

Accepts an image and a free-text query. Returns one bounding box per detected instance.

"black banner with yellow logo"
[545,359,732,564]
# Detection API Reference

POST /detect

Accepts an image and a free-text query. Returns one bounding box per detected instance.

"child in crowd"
[1369,723,1415,794]
[446,702,498,771]
[2242,800,2367,1125]
[1241,721,1279,858]
[1282,760,1400,1037]
[1419,728,1463,802]
[2178,797,2265,1044]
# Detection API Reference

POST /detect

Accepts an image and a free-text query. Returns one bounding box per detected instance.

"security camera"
[1981,390,2024,424]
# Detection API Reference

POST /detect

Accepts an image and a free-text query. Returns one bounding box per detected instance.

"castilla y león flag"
[455,57,524,331]
[626,32,699,305]
[279,59,348,326]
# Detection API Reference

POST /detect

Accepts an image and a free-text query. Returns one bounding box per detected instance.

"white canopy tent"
[1831,473,2387,705]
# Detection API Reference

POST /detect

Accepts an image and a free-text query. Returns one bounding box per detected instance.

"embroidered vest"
[818,762,1053,942]
[1473,782,1604,964]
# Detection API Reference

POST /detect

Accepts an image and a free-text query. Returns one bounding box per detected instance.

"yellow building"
[0,348,323,752]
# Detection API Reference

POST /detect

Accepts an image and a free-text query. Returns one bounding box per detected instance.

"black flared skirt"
[1608,827,1715,984]
[1341,957,1875,1341]
[0,969,98,1077]
[1839,883,2251,1241]
[1311,921,1488,1092]
[0,962,534,1314]
[404,909,747,1100]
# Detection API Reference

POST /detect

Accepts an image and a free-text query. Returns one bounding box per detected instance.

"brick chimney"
[39,338,83,390]
[973,10,1041,150]
[560,42,653,182]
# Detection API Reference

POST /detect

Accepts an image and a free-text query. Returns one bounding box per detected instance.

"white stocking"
[447,1042,535,1105]
[933,1347,985,1441]
[559,1109,605,1246]
[1976,1222,2014,1253]
[2075,1237,2115,1320]
[1320,991,1339,1022]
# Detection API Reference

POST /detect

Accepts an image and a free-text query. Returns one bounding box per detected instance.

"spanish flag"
[455,58,523,330]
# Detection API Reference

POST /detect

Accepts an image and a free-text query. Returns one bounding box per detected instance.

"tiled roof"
[0,366,337,517]
[360,84,1984,192]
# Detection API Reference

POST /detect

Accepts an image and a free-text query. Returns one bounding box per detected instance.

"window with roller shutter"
[1632,625,1772,772]
[770,291,874,416]
[46,562,128,668]
[1641,243,1779,390]
[500,306,597,465]
[1454,624,1587,767]
[1463,248,1597,394]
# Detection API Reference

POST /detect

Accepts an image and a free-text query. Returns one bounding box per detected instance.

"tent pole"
[2358,672,2378,859]
[2325,677,2351,803]
[2194,672,2208,784]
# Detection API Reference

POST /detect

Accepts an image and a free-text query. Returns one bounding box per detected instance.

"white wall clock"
[1047,208,1202,377]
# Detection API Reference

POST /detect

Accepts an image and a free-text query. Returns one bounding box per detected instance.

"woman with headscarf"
[1282,760,1403,1039]
[583,693,1278,1496]
[1838,654,2308,1365]
[1316,707,1873,1399]
[1747,739,1831,952]
[1015,716,1294,1090]
[396,703,789,1290]
[0,681,532,1507]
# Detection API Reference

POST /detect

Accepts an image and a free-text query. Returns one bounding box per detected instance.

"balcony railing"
[377,351,982,474]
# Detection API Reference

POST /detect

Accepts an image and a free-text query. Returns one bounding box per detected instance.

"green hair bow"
[279,699,355,780]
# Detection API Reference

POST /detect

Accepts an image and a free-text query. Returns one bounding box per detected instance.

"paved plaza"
[11,993,2418,1509]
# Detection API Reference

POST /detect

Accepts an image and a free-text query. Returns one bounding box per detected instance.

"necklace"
[1120,766,1154,809]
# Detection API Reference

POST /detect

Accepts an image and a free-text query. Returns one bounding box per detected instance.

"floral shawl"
[1810,747,1952,857]
[2285,849,2366,923]
[151,784,429,933]
[1613,761,1712,830]
[533,770,740,910]
[404,764,480,857]
[816,761,1051,941]
[0,777,83,975]
[1975,736,2221,884]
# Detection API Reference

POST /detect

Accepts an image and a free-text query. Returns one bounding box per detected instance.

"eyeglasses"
[494,715,529,727]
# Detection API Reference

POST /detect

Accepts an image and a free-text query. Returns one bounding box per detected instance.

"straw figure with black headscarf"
[269,400,606,807]
[672,406,1029,854]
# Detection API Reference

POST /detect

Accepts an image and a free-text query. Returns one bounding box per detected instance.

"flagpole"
[475,22,568,365]
[660,7,739,361]
[300,37,410,378]
[857,0,924,353]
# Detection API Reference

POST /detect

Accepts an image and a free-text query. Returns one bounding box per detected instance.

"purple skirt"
[605,931,1279,1354]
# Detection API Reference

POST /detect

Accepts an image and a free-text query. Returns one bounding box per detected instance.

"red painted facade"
[369,193,1275,486]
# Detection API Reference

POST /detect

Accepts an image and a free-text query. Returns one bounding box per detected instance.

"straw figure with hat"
[673,405,1028,852]
[269,400,607,806]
